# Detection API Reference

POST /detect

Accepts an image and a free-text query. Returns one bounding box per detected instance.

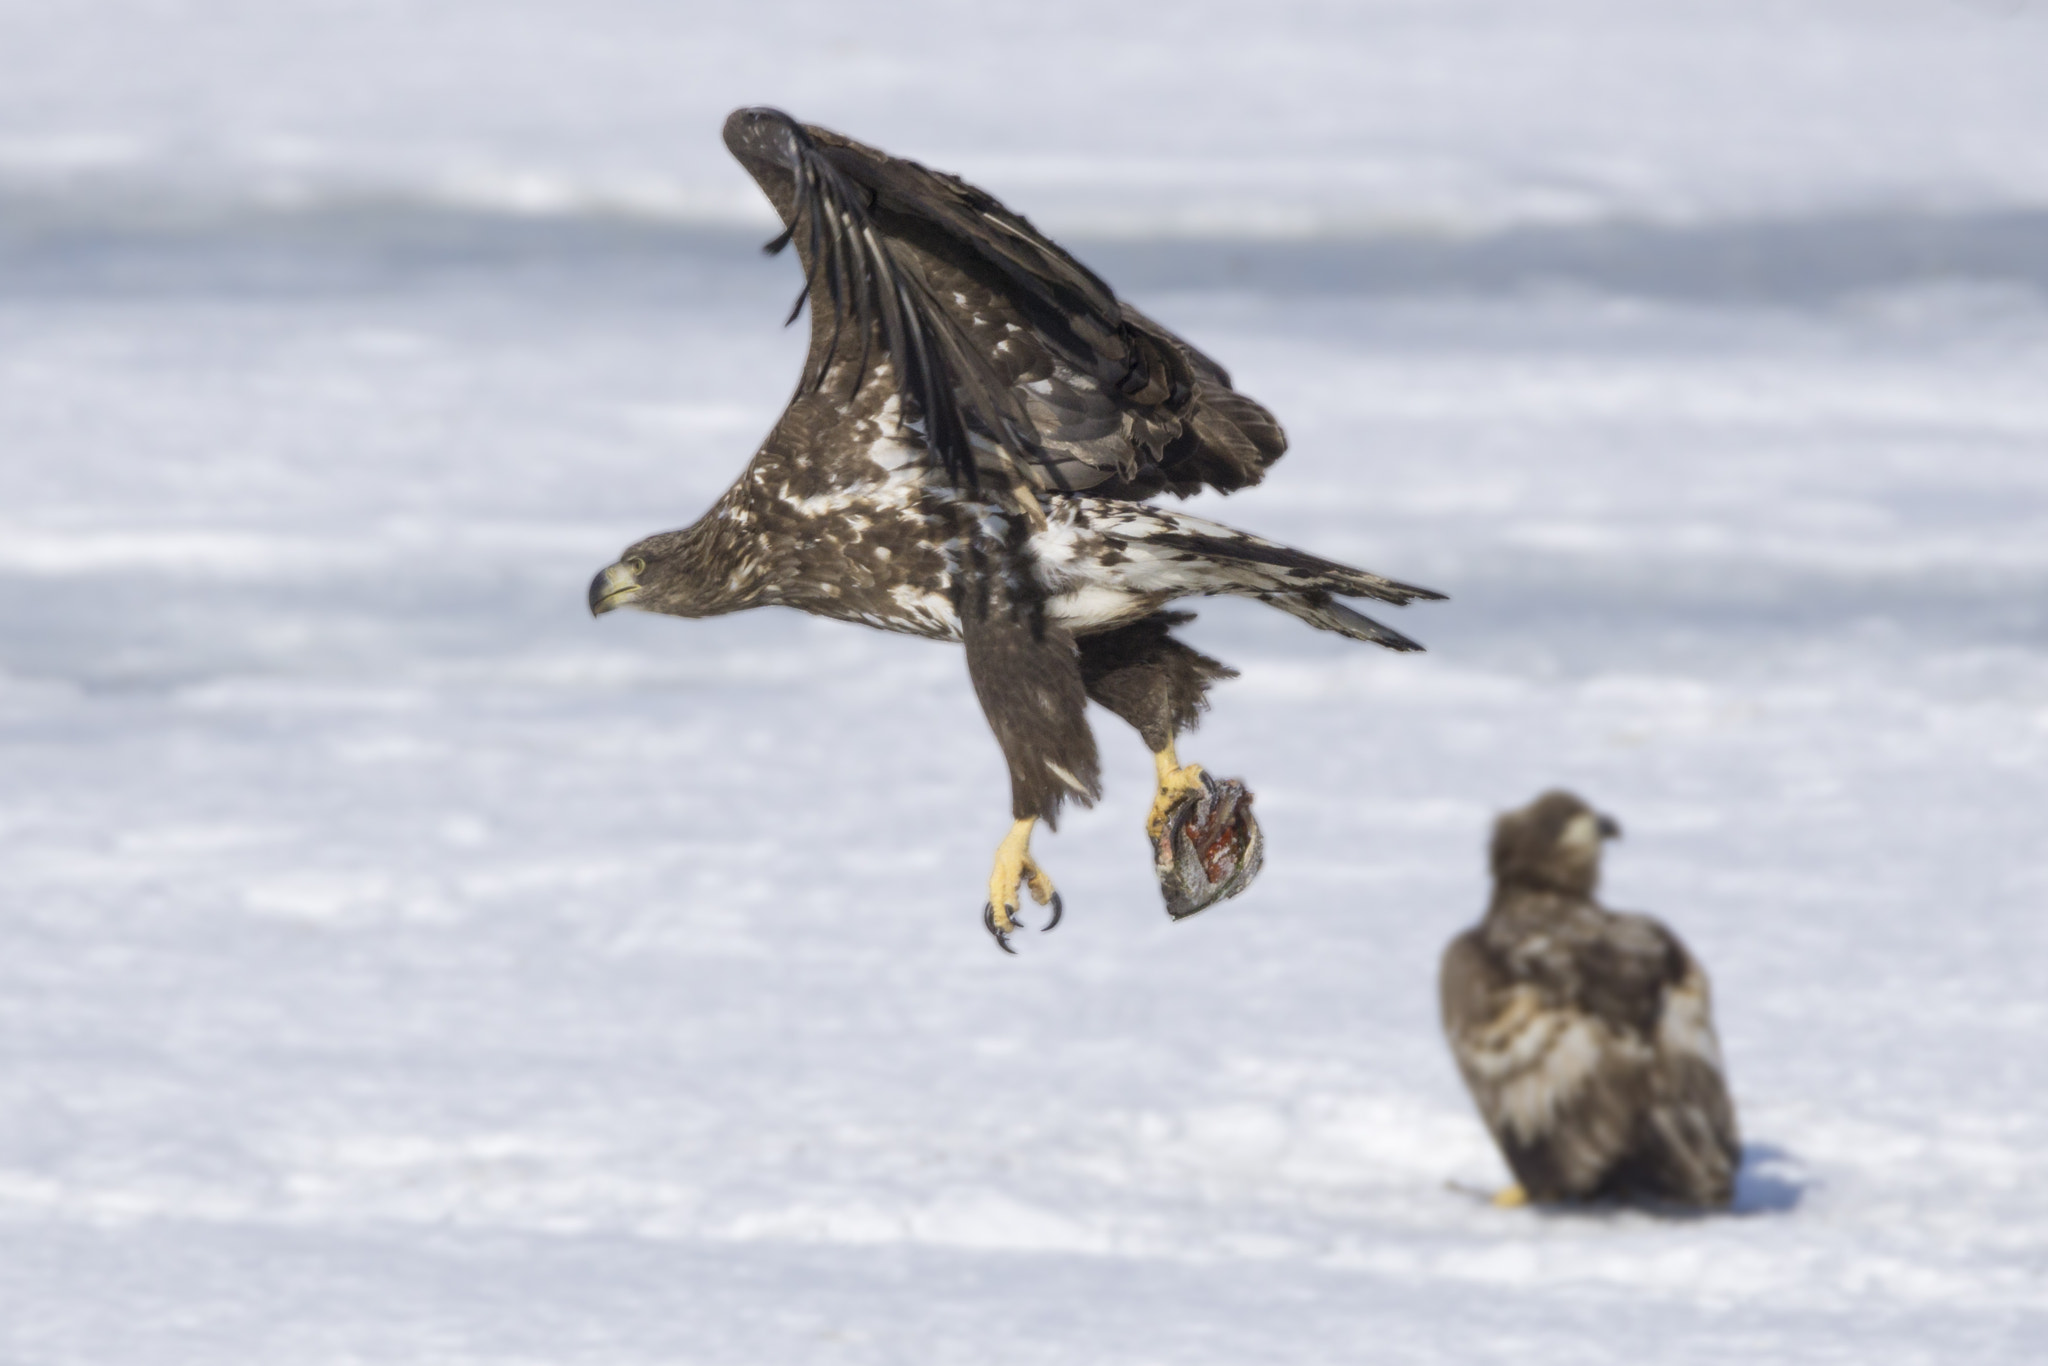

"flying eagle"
[1440,791,1741,1208]
[589,108,1442,949]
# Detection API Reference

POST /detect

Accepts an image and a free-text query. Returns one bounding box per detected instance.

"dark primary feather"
[722,107,1287,504]
[1259,592,1425,651]
[737,110,1027,490]
[1140,530,1444,607]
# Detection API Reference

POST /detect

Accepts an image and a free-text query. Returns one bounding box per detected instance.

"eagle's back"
[734,369,968,640]
[1441,894,1740,1207]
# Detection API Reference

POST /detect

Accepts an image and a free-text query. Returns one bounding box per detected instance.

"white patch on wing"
[1029,512,1148,630]
[1027,497,1257,632]
[780,436,931,518]
[1490,1015,1609,1144]
[1029,513,1083,563]
[1046,585,1147,631]
[889,583,959,636]
[1456,986,1646,1146]
[1657,968,1725,1071]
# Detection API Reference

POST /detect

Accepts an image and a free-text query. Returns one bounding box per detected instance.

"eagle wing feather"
[723,108,1284,502]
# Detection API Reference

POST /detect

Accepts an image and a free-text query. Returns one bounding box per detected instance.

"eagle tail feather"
[1258,592,1425,652]
[1146,527,1444,608]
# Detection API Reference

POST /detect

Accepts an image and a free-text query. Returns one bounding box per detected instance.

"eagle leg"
[1491,1184,1530,1209]
[1147,740,1210,842]
[962,569,1099,954]
[984,816,1060,952]
[1073,614,1235,842]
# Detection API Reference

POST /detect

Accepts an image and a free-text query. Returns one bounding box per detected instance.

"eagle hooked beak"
[588,559,645,616]
[1596,813,1623,840]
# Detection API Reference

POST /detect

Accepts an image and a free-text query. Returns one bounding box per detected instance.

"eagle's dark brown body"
[589,109,1441,943]
[1440,792,1741,1208]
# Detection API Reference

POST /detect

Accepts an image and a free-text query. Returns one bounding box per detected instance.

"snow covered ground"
[3,3,2047,1363]
[9,0,2048,234]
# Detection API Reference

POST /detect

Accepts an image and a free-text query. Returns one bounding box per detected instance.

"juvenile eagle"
[1440,791,1741,1208]
[590,109,1441,949]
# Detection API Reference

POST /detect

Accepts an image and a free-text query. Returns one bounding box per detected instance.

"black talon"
[1199,770,1220,798]
[1041,891,1064,933]
[982,901,1017,954]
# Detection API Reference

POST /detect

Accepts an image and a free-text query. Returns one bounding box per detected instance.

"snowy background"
[3,2,2047,1361]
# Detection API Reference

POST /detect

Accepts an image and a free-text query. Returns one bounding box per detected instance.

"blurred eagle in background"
[1440,791,1741,1208]
[590,109,1441,949]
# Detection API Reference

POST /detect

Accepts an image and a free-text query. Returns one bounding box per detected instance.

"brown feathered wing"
[721,107,1286,503]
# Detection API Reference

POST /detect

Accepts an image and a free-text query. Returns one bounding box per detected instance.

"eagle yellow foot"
[1491,1184,1530,1209]
[1147,743,1210,841]
[983,817,1061,954]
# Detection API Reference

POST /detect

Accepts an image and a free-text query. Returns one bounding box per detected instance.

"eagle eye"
[627,556,647,574]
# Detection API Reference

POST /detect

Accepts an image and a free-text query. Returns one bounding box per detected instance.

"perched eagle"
[590,109,1441,949]
[1440,791,1741,1208]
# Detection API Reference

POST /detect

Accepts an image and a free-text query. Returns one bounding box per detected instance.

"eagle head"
[589,528,728,619]
[1488,789,1622,898]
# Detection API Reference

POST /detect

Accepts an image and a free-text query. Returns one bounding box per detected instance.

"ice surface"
[3,4,2048,1363]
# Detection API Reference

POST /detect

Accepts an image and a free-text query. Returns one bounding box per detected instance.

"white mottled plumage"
[1034,500,1300,630]
[1029,497,1434,647]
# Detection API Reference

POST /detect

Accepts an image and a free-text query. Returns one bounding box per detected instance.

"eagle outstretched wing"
[722,107,1286,502]
[593,113,1441,948]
